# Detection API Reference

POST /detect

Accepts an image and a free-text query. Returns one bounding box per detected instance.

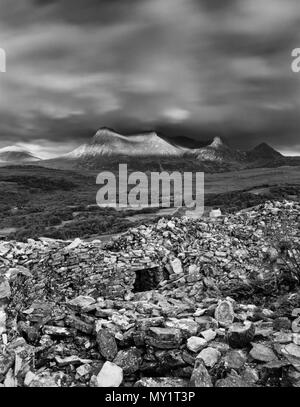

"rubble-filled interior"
[0,200,300,387]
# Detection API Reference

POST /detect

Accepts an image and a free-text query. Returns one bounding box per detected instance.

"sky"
[0,0,299,158]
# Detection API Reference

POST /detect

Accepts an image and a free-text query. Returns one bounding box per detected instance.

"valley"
[0,164,299,242]
[0,128,299,242]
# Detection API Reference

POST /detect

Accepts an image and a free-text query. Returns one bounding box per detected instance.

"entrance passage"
[133,267,168,292]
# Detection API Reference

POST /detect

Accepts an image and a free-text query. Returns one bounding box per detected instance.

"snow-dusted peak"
[67,128,183,158]
[0,145,40,162]
[209,137,225,149]
[0,145,28,153]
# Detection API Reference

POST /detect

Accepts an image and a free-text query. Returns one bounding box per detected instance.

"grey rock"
[187,336,207,353]
[190,359,212,387]
[135,377,189,387]
[224,350,247,370]
[97,329,118,361]
[146,327,182,349]
[216,372,253,387]
[0,280,11,300]
[215,300,234,328]
[114,347,141,374]
[96,361,123,387]
[197,347,221,368]
[250,343,277,362]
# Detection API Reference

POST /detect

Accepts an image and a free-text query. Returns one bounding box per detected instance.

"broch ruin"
[0,200,300,387]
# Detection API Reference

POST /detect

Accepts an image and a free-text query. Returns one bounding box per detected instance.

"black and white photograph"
[0,0,300,393]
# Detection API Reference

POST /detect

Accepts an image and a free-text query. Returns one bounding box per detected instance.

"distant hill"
[246,142,284,162]
[0,146,40,163]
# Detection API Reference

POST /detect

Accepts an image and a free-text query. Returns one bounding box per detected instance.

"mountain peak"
[209,136,225,149]
[0,145,27,153]
[247,142,283,161]
[253,142,282,155]
[195,136,245,163]
[0,145,40,163]
[67,128,182,160]
[92,128,123,143]
[253,142,275,150]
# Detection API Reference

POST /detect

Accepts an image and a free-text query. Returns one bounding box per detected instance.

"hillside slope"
[67,128,184,159]
[0,146,40,163]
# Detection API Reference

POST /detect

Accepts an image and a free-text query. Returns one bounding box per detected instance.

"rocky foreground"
[0,200,300,387]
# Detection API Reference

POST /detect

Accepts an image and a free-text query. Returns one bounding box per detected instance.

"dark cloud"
[33,0,140,25]
[0,0,299,157]
[0,0,141,28]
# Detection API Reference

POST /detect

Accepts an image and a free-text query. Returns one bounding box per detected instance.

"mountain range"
[60,127,289,171]
[0,128,299,172]
[63,127,283,163]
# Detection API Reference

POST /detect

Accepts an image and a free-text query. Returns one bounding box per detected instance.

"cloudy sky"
[0,0,299,158]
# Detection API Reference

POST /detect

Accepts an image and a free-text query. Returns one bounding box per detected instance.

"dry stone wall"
[0,238,164,301]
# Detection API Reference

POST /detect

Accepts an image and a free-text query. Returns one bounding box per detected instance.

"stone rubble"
[0,200,299,387]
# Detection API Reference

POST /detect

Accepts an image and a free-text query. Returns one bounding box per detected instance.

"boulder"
[114,348,141,374]
[215,300,234,328]
[190,359,212,387]
[170,258,183,274]
[0,280,11,300]
[250,343,277,362]
[292,317,300,333]
[96,329,118,361]
[0,354,14,378]
[28,371,65,387]
[216,372,253,387]
[224,350,247,370]
[273,317,291,331]
[197,347,221,368]
[165,318,199,337]
[146,327,182,349]
[200,329,217,342]
[96,362,123,387]
[283,343,300,359]
[187,337,207,353]
[67,296,96,311]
